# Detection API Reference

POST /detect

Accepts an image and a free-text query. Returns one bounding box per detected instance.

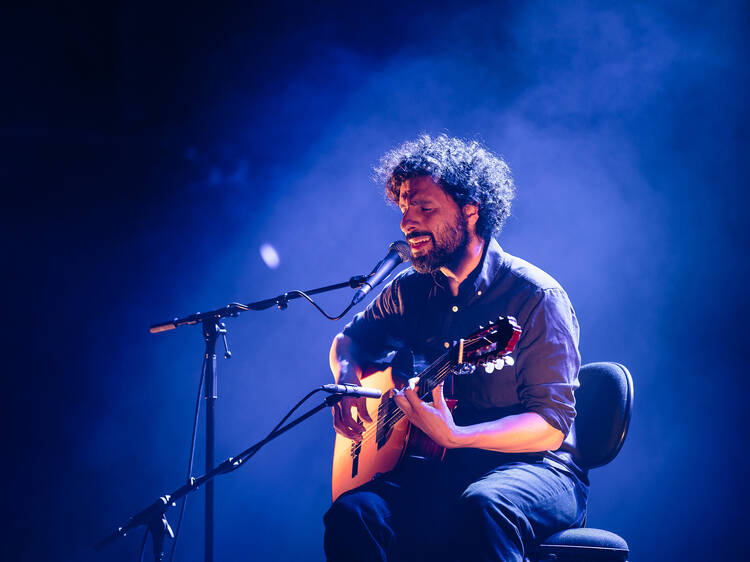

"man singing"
[324,135,588,561]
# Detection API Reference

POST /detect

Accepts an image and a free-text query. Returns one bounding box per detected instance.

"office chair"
[527,361,634,562]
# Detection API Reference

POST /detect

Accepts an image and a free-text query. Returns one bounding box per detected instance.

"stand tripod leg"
[148,513,174,561]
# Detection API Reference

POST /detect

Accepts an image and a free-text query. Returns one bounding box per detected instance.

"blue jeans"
[324,451,588,562]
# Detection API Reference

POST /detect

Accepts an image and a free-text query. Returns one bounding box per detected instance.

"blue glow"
[7,1,748,561]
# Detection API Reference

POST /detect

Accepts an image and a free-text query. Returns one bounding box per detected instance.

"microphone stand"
[118,273,372,562]
[148,274,372,334]
[95,392,348,559]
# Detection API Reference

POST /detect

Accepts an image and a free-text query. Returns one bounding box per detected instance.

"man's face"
[398,176,469,274]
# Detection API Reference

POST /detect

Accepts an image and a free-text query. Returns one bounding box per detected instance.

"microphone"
[321,383,383,399]
[351,241,411,305]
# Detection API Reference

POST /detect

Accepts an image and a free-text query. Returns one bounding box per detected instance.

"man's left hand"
[393,381,463,449]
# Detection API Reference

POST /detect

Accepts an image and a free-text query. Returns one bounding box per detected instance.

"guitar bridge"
[350,415,362,478]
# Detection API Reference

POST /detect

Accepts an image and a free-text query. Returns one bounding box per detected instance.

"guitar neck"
[382,320,519,425]
[415,351,455,398]
[383,350,455,428]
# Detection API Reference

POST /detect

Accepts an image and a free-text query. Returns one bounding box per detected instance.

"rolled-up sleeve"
[515,287,581,436]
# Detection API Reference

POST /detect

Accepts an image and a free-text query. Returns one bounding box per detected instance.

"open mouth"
[407,234,433,253]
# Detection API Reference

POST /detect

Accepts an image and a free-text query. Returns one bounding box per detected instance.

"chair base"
[528,528,629,561]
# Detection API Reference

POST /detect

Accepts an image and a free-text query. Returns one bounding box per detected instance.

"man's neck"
[439,236,486,297]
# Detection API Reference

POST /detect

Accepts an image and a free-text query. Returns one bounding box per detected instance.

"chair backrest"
[571,362,634,470]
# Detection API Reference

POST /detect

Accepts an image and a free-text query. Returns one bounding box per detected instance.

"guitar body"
[330,316,522,502]
[332,365,433,502]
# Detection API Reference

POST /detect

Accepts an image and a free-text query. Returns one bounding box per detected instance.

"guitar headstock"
[453,316,522,374]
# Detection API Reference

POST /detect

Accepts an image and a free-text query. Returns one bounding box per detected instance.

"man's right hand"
[332,394,373,441]
[330,334,373,441]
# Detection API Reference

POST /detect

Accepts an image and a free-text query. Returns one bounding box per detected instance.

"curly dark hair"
[374,134,516,239]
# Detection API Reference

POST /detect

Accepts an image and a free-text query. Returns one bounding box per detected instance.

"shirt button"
[444,341,450,349]
[477,290,482,296]
[451,305,459,312]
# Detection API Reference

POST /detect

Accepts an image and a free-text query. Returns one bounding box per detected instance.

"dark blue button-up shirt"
[343,238,583,474]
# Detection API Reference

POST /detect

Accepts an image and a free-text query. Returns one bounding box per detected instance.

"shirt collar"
[431,237,507,301]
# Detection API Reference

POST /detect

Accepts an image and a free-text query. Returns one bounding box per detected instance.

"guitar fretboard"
[378,350,454,436]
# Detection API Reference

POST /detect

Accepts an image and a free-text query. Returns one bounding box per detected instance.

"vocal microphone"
[351,240,411,305]
[321,383,383,399]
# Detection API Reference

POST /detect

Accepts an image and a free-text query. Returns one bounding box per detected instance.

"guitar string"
[356,331,492,445]
[360,360,453,441]
[355,330,509,447]
[380,363,454,435]
[356,357,449,444]
[355,347,455,446]
[357,361,455,446]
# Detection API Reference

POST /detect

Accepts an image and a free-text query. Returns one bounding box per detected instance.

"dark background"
[3,1,749,560]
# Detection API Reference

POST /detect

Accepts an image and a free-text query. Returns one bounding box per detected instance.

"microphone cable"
[167,355,207,562]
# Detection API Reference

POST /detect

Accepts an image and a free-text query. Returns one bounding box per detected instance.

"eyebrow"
[399,195,434,208]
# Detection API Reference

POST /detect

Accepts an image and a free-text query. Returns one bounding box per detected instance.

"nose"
[400,206,418,234]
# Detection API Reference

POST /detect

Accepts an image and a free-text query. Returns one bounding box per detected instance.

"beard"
[409,212,469,274]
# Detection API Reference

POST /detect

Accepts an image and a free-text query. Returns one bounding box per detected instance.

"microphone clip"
[348,274,371,289]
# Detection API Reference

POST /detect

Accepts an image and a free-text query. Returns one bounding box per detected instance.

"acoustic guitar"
[331,316,522,501]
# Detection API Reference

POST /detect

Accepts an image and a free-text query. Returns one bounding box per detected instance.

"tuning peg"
[493,358,505,370]
[483,362,495,374]
[503,356,515,367]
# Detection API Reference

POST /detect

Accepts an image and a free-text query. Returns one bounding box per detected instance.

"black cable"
[231,291,356,321]
[168,355,207,562]
[268,388,322,436]
[283,291,356,321]
[138,527,148,561]
[232,388,325,468]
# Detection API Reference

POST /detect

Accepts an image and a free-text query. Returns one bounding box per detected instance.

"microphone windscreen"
[390,240,411,263]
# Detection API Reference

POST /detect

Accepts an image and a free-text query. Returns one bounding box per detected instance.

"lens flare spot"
[259,243,280,269]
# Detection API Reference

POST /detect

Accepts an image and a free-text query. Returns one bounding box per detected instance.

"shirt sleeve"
[514,287,581,436]
[342,274,406,361]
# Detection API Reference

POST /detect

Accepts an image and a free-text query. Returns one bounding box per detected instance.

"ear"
[462,203,479,231]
